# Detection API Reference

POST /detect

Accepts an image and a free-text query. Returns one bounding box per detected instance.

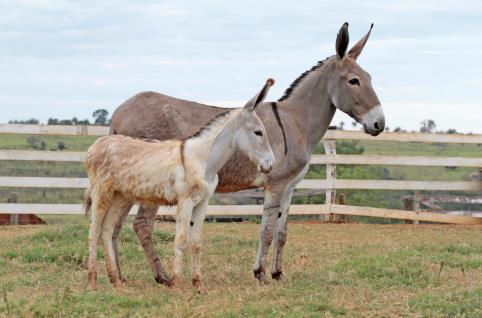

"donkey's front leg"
[190,199,208,293]
[253,186,286,283]
[133,203,171,286]
[271,185,295,280]
[172,198,194,287]
[271,165,308,280]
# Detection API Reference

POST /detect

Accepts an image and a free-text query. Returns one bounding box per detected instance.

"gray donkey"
[109,22,385,284]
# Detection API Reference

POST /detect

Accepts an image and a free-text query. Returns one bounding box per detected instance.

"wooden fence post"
[403,196,413,224]
[337,193,347,223]
[8,192,19,225]
[413,191,421,224]
[323,138,337,222]
[403,192,421,224]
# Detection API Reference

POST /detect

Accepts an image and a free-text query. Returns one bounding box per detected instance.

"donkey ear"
[244,78,275,112]
[347,23,373,60]
[336,22,350,60]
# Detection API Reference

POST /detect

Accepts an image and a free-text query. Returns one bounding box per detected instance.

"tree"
[47,118,58,125]
[351,121,357,129]
[446,128,457,134]
[420,119,436,133]
[92,109,109,126]
[338,121,345,130]
[9,118,39,124]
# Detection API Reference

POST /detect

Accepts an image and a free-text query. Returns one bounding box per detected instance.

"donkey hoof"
[155,274,172,287]
[253,268,268,284]
[271,271,283,280]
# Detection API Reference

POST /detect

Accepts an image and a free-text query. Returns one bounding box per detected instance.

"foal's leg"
[172,198,194,287]
[271,165,308,280]
[87,193,110,290]
[189,199,208,293]
[112,209,132,283]
[133,203,171,286]
[110,201,133,283]
[101,216,121,287]
[101,195,132,287]
[253,186,287,283]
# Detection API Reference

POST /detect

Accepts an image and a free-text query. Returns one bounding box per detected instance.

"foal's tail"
[83,187,92,219]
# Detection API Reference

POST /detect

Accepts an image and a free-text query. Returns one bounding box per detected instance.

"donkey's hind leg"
[133,203,171,286]
[87,191,111,290]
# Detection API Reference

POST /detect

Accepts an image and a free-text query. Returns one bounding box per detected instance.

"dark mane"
[278,56,332,102]
[185,109,233,140]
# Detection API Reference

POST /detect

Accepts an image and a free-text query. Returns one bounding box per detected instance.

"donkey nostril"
[374,121,380,130]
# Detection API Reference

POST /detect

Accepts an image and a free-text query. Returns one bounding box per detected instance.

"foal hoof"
[271,271,283,281]
[170,275,181,289]
[192,279,207,294]
[113,281,126,290]
[88,272,97,291]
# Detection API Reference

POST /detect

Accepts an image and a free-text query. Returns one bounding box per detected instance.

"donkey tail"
[83,187,92,218]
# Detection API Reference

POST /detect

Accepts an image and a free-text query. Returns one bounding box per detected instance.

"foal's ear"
[336,22,349,60]
[347,23,373,60]
[243,78,275,112]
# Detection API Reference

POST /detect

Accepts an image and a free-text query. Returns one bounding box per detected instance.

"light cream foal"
[85,79,275,292]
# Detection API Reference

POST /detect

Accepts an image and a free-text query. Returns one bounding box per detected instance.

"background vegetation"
[1,133,480,222]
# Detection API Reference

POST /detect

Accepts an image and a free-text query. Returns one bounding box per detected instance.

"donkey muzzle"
[362,105,385,136]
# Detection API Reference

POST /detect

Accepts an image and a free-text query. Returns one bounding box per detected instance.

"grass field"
[0,218,481,317]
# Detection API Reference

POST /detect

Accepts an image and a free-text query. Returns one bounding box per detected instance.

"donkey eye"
[254,130,263,136]
[349,78,360,86]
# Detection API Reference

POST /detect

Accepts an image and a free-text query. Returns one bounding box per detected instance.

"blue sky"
[1,0,481,133]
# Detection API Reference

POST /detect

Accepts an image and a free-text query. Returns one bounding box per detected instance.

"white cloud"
[0,0,481,135]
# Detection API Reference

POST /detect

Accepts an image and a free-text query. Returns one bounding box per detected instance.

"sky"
[1,0,481,133]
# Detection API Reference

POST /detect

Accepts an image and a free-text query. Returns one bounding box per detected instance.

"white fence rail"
[1,124,481,225]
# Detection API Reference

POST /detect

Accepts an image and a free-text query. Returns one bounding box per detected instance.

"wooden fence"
[0,124,481,225]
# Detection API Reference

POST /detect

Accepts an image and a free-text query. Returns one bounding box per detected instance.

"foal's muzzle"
[258,157,275,174]
[362,105,385,136]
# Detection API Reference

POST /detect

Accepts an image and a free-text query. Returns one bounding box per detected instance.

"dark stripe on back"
[271,102,288,155]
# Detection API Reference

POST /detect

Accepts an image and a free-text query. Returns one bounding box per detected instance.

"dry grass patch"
[0,220,481,317]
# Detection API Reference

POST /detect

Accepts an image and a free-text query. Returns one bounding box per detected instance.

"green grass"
[0,221,481,317]
[360,140,482,157]
[0,134,98,151]
[0,160,86,178]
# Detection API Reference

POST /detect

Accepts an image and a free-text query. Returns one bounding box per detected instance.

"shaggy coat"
[85,79,275,291]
